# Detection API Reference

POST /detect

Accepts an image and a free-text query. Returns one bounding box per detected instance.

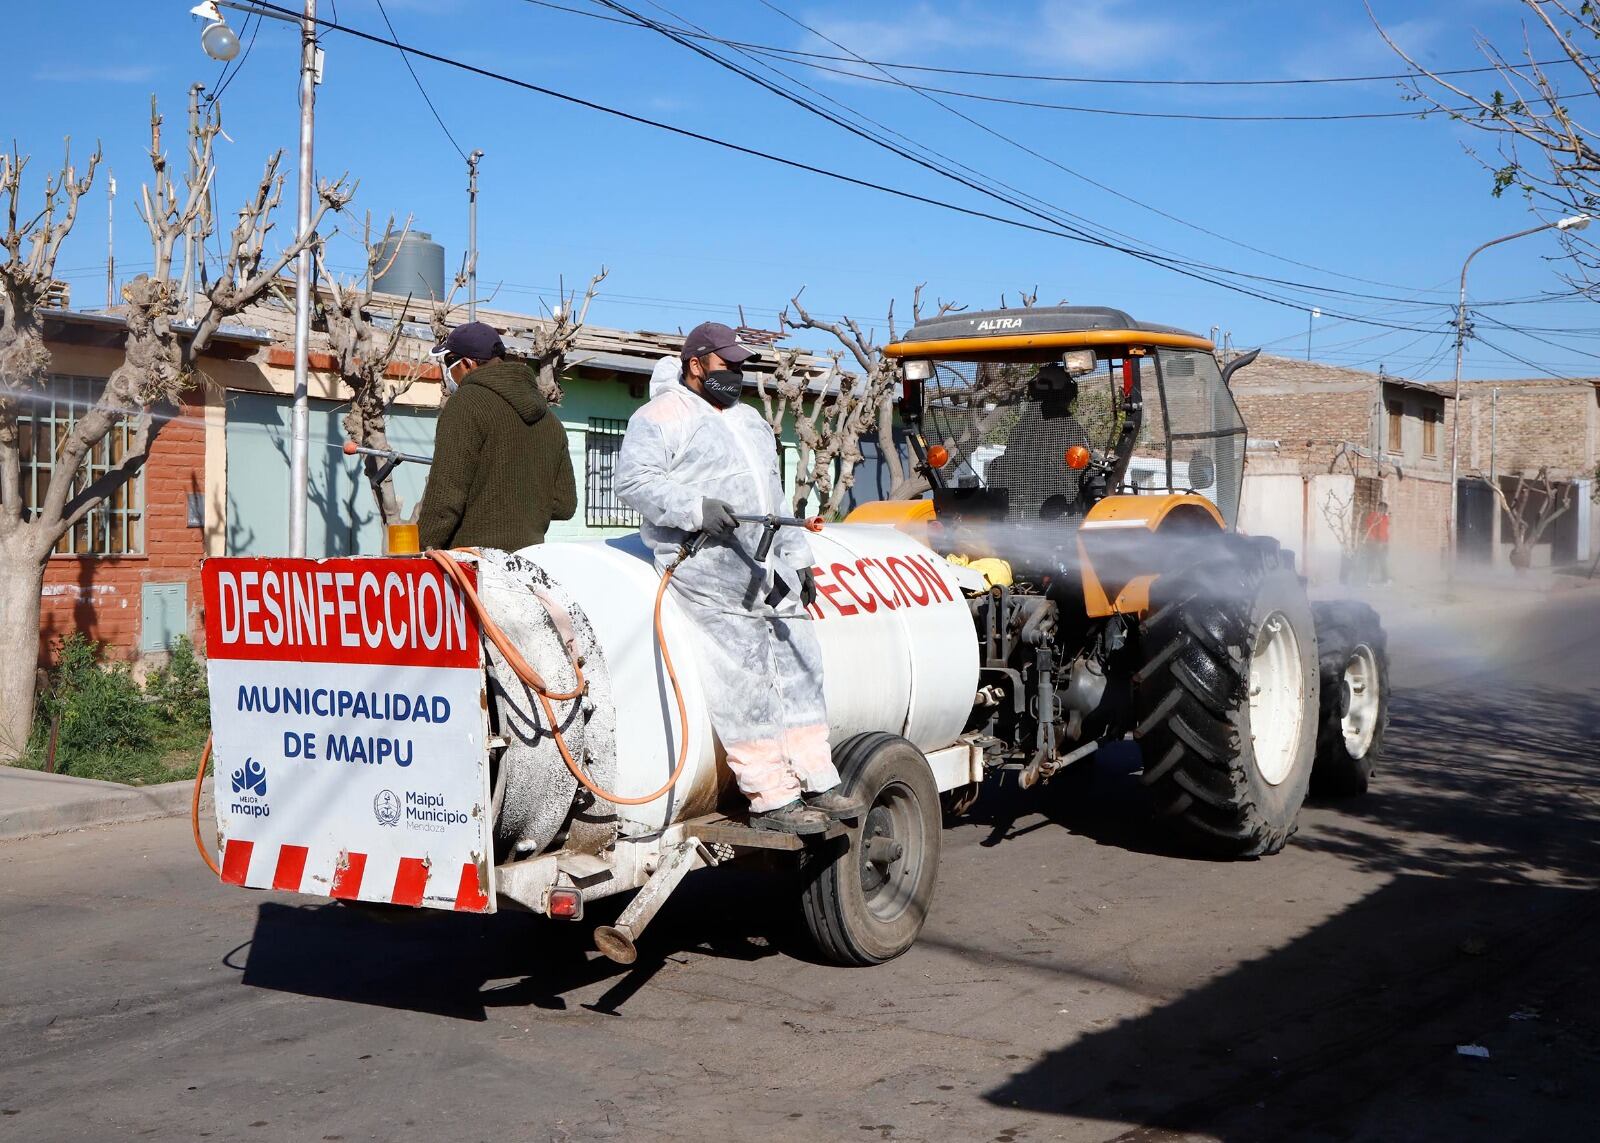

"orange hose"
[427,548,694,807]
[191,735,220,877]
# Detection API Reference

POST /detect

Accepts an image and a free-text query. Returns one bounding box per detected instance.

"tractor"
[849,305,1389,856]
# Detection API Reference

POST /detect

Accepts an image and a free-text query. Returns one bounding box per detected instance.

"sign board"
[201,557,494,913]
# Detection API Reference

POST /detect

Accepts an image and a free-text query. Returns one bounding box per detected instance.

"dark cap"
[434,321,505,362]
[681,321,758,365]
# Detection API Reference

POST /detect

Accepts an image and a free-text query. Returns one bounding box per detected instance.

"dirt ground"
[1,587,1596,1142]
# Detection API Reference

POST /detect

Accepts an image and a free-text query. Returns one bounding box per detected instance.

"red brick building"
[26,311,268,672]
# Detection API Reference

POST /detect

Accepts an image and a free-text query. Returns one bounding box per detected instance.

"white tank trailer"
[472,523,988,964]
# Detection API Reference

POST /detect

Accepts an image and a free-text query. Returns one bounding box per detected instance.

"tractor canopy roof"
[884,305,1213,361]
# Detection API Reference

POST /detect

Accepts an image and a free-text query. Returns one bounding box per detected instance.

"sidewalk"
[0,766,210,843]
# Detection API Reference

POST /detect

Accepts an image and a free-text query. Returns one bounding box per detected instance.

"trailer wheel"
[1133,535,1319,858]
[800,733,941,966]
[1310,601,1389,796]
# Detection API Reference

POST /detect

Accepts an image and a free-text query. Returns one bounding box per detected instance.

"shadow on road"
[979,674,1600,1140]
[237,862,799,1020]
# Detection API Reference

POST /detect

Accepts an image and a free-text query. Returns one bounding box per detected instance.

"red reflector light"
[1121,358,1136,399]
[548,887,583,919]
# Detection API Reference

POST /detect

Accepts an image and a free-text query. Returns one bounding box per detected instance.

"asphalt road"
[2,585,1597,1142]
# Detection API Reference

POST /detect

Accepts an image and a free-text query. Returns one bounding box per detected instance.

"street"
[2,586,1597,1143]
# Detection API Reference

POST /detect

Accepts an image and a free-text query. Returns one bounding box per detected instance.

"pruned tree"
[781,284,980,505]
[0,98,347,761]
[1477,465,1574,570]
[316,214,426,527]
[751,344,862,517]
[1373,1,1600,286]
[525,268,607,405]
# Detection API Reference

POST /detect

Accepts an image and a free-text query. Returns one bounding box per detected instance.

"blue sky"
[15,0,1600,379]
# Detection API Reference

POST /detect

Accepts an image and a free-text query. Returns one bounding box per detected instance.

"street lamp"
[188,0,321,559]
[1447,212,1590,569]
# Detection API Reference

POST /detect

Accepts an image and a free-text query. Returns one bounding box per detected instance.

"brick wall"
[38,387,207,668]
[1380,472,1451,570]
[1460,382,1599,477]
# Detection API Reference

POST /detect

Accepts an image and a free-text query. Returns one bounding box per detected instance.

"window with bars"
[16,375,145,556]
[584,417,640,528]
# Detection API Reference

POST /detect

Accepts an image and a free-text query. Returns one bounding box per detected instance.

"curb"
[0,770,212,843]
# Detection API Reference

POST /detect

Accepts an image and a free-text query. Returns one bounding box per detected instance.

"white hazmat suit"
[615,358,839,813]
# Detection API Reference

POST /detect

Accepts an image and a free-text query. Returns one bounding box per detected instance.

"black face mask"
[699,368,743,408]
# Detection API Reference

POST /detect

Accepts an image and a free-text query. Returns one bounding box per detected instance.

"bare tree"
[1476,465,1575,570]
[316,214,425,527]
[0,99,346,761]
[525,268,607,405]
[1373,1,1600,286]
[780,284,977,505]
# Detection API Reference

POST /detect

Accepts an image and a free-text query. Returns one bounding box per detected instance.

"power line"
[1468,330,1583,380]
[242,1,1446,331]
[589,0,1448,314]
[518,0,1597,89]
[740,50,1600,122]
[372,0,468,161]
[748,0,1434,293]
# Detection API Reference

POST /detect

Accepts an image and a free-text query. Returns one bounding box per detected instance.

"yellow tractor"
[849,306,1388,856]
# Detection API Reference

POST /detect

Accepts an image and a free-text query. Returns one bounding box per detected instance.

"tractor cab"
[884,306,1252,547]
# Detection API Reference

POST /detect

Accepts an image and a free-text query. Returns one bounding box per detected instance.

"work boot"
[803,785,866,821]
[749,800,830,835]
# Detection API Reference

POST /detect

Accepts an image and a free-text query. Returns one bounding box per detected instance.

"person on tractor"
[984,362,1094,521]
[615,322,864,835]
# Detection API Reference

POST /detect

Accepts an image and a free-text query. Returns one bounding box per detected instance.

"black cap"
[434,321,504,362]
[681,321,757,365]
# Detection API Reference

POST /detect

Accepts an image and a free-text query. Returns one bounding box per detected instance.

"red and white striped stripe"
[219,839,491,912]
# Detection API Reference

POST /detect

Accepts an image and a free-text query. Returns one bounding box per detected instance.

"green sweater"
[417,359,577,551]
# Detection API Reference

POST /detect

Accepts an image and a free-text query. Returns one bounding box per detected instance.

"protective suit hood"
[649,356,682,398]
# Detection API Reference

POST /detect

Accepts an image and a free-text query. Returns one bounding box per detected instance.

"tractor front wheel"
[1133,536,1319,858]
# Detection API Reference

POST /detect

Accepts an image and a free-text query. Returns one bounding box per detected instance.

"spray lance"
[341,439,432,486]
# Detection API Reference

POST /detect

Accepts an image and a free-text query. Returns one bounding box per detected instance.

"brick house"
[1229,354,1455,582]
[22,298,833,673]
[27,311,270,673]
[1452,378,1599,565]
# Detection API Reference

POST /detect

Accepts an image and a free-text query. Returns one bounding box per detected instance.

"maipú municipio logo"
[231,758,267,797]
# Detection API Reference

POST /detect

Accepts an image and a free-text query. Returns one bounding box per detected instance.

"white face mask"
[430,348,461,395]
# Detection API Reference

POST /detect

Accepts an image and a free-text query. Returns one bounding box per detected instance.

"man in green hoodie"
[417,322,577,552]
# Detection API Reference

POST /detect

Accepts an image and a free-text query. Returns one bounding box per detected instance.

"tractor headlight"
[902,359,934,380]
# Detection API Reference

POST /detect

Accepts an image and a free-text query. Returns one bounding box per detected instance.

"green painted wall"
[224,373,806,557]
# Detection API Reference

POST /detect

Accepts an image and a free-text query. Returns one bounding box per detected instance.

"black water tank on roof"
[373,230,445,301]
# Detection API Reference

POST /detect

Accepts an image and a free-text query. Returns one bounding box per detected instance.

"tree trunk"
[0,537,44,762]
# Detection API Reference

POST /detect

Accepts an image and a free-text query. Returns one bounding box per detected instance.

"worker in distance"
[616,322,863,835]
[417,321,577,552]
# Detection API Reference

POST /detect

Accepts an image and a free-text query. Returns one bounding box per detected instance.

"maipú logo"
[231,758,267,797]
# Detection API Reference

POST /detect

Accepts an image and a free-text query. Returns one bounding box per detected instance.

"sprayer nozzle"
[805,516,824,533]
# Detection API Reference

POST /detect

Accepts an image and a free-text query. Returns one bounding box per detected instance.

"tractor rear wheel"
[1310,601,1389,796]
[800,733,941,966]
[1133,535,1318,857]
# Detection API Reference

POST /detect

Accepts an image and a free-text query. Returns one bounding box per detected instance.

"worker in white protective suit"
[616,323,863,835]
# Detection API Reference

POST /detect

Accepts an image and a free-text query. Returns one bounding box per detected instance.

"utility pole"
[106,172,116,309]
[467,149,483,321]
[287,0,320,559]
[181,82,204,321]
[1306,308,1319,361]
[1448,214,1589,573]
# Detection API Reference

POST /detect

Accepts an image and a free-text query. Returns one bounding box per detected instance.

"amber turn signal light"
[1064,445,1091,470]
[925,444,950,469]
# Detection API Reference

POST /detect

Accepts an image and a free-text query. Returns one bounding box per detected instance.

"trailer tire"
[1133,535,1318,858]
[800,733,941,966]
[1310,601,1389,796]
